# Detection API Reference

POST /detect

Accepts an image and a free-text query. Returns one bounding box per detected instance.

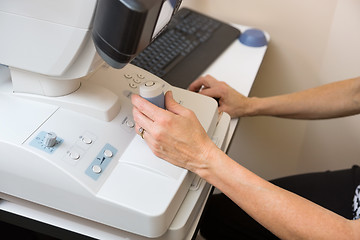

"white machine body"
[0,0,102,96]
[0,63,227,238]
[0,0,231,239]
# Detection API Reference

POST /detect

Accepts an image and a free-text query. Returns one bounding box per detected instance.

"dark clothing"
[200,165,360,240]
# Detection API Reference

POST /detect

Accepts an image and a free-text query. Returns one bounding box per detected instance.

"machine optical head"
[92,0,181,69]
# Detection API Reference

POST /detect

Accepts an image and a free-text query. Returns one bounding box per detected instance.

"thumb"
[165,91,187,115]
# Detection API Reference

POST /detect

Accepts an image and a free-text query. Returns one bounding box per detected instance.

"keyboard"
[131,8,241,89]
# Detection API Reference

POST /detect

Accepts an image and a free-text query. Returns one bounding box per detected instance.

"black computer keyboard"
[131,8,241,89]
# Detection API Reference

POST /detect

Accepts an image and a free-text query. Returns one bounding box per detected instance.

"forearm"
[246,77,360,119]
[198,148,359,239]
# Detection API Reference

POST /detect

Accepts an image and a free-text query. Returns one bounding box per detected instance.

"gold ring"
[139,127,145,139]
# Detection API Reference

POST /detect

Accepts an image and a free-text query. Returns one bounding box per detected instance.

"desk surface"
[204,24,269,151]
[0,23,268,240]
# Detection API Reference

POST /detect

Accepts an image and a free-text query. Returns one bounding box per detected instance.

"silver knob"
[44,132,57,147]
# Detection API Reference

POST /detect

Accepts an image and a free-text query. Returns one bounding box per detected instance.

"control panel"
[25,64,173,191]
[29,131,63,154]
[85,143,118,180]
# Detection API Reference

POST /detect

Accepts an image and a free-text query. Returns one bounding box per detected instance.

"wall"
[182,0,360,180]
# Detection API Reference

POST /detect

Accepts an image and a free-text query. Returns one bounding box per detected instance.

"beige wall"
[182,0,360,179]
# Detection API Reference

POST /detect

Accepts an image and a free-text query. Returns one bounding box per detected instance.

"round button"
[81,137,92,144]
[104,149,113,158]
[92,165,102,174]
[133,78,141,84]
[129,83,137,88]
[124,74,132,79]
[69,152,80,160]
[137,74,145,79]
[126,120,135,128]
[145,81,155,87]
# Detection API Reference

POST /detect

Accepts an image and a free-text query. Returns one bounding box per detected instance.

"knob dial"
[44,132,57,147]
[139,81,165,109]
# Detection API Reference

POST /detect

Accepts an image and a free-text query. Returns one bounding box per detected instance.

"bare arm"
[202,147,360,240]
[189,75,360,119]
[131,93,360,239]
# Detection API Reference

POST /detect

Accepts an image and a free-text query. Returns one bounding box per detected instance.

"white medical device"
[0,0,230,239]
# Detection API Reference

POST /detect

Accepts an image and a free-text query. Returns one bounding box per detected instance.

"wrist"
[194,143,227,183]
[193,142,216,179]
[239,97,262,117]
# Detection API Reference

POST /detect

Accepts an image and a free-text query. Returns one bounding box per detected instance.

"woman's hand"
[189,75,253,118]
[131,91,218,174]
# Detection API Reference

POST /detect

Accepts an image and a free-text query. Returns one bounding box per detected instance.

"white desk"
[0,24,268,240]
[204,24,269,151]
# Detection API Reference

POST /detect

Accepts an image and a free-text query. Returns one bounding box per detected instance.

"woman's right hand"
[189,75,252,118]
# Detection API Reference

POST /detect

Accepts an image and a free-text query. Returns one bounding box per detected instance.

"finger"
[164,91,190,116]
[132,106,155,135]
[134,121,169,161]
[189,75,215,91]
[199,75,219,89]
[131,94,166,122]
[198,85,223,99]
[134,122,149,139]
[188,76,207,92]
